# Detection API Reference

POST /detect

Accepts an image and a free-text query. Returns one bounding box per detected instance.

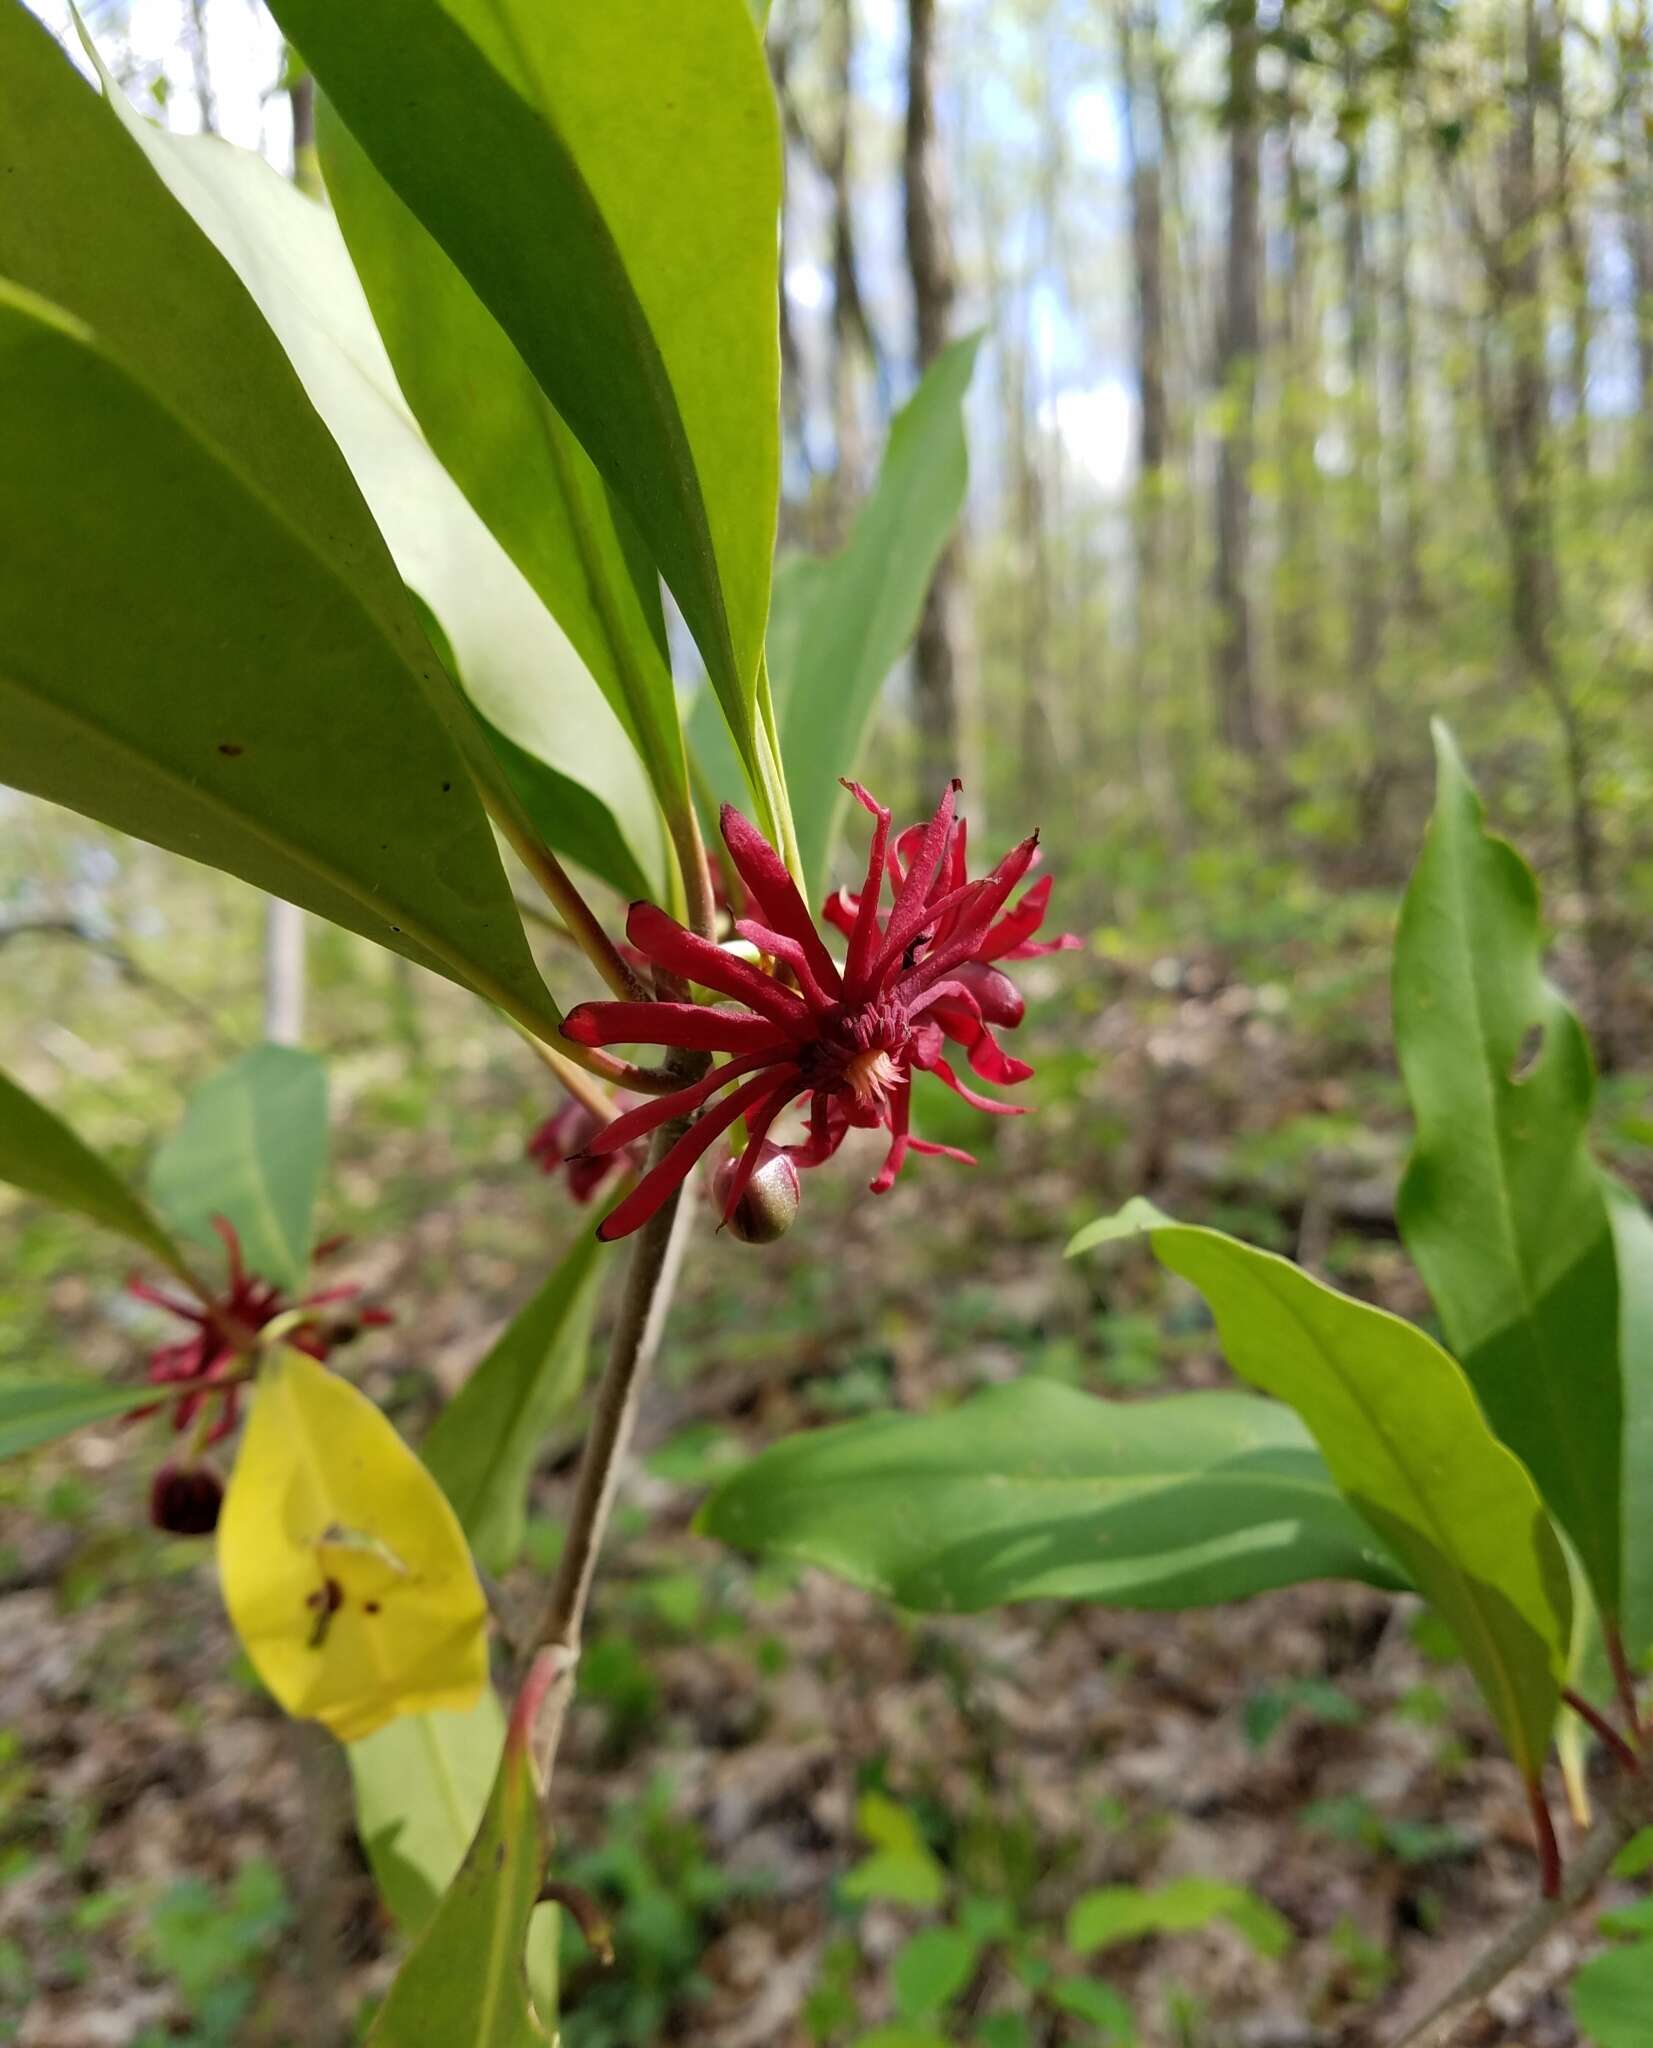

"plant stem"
[483,789,644,1002]
[1377,1772,1653,2047]
[526,1048,708,1795]
[1606,1622,1644,1741]
[1563,1686,1642,1775]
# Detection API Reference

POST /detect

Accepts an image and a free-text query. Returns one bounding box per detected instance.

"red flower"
[527,1093,644,1203]
[127,1217,389,1443]
[560,781,1077,1242]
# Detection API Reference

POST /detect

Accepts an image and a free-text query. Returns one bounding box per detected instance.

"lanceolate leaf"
[317,107,688,867]
[699,1381,1406,1613]
[1068,1202,1571,1779]
[0,1066,185,1275]
[1606,1178,1653,1659]
[349,1690,507,1936]
[0,11,559,1033]
[423,1235,606,1574]
[78,55,658,901]
[366,1662,554,2047]
[778,335,983,898]
[0,283,551,1029]
[269,0,783,807]
[1395,722,1623,1621]
[0,1377,153,1461]
[147,1047,327,1296]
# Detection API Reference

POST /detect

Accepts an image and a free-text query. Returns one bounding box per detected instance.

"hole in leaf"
[1509,1021,1544,1084]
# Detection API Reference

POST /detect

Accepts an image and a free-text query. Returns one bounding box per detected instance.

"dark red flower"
[149,1459,224,1537]
[127,1217,389,1443]
[560,781,1076,1242]
[527,1093,645,1203]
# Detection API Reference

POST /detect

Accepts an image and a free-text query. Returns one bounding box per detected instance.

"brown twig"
[526,1047,709,1799]
[1374,1773,1653,2048]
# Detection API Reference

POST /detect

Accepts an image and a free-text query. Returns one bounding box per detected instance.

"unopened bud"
[713,1143,800,1244]
[149,1460,224,1537]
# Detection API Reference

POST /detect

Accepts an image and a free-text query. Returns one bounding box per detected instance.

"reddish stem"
[1526,1776,1563,1900]
[1606,1624,1644,1744]
[1563,1687,1642,1775]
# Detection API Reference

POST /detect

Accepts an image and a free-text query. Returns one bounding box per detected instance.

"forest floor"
[2,886,1651,2048]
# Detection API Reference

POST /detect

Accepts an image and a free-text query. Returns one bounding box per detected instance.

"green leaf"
[1048,1979,1135,2038]
[0,1377,149,1461]
[893,1927,981,2020]
[0,13,559,1033]
[699,1380,1407,1613]
[1066,1879,1290,1959]
[268,0,783,808]
[78,59,658,901]
[147,1047,326,1296]
[1606,1178,1653,1660]
[778,335,982,898]
[349,1690,507,1938]
[1395,723,1622,1618]
[0,1065,184,1274]
[842,1793,947,1909]
[1068,1202,1572,1780]
[1571,1939,1653,2047]
[317,106,688,877]
[365,1674,551,2046]
[422,1236,606,1574]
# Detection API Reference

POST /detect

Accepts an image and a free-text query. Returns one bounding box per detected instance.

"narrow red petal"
[909,1136,978,1166]
[869,1077,912,1194]
[626,902,813,1034]
[734,920,834,1011]
[876,781,961,974]
[582,1048,790,1156]
[841,781,893,996]
[916,1052,1032,1116]
[904,836,1041,995]
[720,806,843,998]
[561,999,783,1053]
[597,1069,799,1241]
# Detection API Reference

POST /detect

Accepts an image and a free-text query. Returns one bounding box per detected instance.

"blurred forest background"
[2,0,1652,2044]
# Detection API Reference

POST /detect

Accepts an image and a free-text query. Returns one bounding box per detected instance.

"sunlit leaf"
[778,335,982,897]
[218,1348,487,1743]
[423,1235,606,1574]
[0,13,559,1032]
[365,1660,554,2046]
[267,0,783,821]
[1067,1878,1290,1959]
[1068,1202,1571,1780]
[147,1046,325,1297]
[317,107,689,877]
[78,52,658,900]
[842,1792,947,1909]
[699,1381,1406,1612]
[0,1064,184,1275]
[1395,722,1622,1621]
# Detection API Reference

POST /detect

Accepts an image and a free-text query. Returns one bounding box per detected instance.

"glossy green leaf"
[0,1066,184,1274]
[778,335,982,897]
[0,282,555,1029]
[0,13,559,1032]
[1395,722,1622,1619]
[699,1380,1406,1613]
[1067,1879,1290,1959]
[1607,1178,1653,1660]
[147,1047,326,1295]
[349,1690,507,1936]
[268,0,783,810]
[1068,1202,1572,1778]
[366,1672,551,2046]
[0,1377,149,1461]
[317,106,688,873]
[423,1236,606,1574]
[81,60,658,900]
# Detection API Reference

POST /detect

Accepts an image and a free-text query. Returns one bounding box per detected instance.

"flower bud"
[713,1143,800,1244]
[149,1459,224,1537]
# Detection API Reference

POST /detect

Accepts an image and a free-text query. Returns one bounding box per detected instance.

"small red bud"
[713,1143,800,1244]
[149,1460,224,1537]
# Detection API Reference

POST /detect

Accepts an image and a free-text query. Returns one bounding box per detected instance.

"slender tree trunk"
[1276,116,1320,686]
[826,0,868,533]
[1543,0,1592,465]
[1391,113,1429,617]
[1341,106,1384,727]
[904,0,970,803]
[1211,0,1264,755]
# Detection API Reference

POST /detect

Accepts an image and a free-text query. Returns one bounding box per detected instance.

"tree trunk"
[1276,114,1321,686]
[826,0,869,534]
[1211,0,1264,756]
[1390,112,1428,617]
[1340,106,1384,729]
[904,0,970,804]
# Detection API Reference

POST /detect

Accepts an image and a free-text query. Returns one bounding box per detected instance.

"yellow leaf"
[218,1348,488,1741]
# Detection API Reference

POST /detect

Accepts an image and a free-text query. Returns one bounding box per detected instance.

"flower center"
[843,1046,901,1107]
